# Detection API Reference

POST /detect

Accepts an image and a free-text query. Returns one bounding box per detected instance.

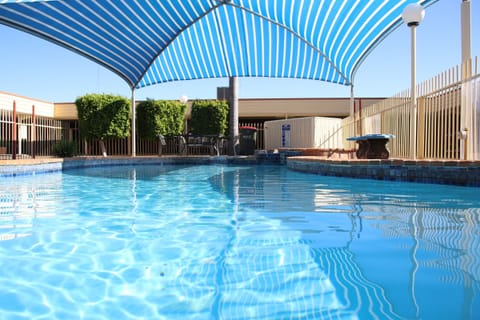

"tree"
[189,100,229,135]
[136,99,186,139]
[136,99,186,154]
[76,93,131,156]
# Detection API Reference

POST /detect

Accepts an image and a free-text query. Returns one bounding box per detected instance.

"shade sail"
[0,0,438,90]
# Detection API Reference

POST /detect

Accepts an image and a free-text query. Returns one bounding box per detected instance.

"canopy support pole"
[131,88,136,157]
[350,84,356,136]
[229,77,239,156]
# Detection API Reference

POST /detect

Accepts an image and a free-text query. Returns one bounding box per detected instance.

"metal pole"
[461,0,472,160]
[131,88,136,157]
[461,0,471,64]
[410,25,417,160]
[350,84,356,136]
[13,100,17,160]
[229,77,239,156]
[32,104,36,159]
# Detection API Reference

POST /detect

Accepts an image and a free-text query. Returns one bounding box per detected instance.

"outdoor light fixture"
[401,3,425,26]
[179,95,188,104]
[402,3,425,160]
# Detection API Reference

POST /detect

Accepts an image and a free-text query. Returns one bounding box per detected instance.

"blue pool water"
[0,164,479,319]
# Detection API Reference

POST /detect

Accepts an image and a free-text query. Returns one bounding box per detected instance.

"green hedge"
[52,140,77,158]
[76,93,131,140]
[136,99,186,139]
[189,100,229,136]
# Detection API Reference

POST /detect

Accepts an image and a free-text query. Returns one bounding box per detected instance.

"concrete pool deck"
[1,156,480,186]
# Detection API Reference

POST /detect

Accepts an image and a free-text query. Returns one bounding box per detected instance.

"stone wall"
[287,157,480,186]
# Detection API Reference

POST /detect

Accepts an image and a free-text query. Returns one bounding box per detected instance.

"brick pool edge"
[287,157,480,187]
[0,156,257,177]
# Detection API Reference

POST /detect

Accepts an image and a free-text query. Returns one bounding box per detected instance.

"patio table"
[347,134,395,159]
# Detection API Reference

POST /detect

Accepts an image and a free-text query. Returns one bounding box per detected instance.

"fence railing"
[0,107,63,159]
[239,120,265,150]
[74,120,265,157]
[80,136,185,156]
[1,110,267,158]
[79,124,265,157]
[2,58,478,161]
[340,57,479,160]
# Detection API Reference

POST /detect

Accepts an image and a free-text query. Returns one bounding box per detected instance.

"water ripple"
[0,165,478,319]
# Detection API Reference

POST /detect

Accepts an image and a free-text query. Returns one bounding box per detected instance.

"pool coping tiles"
[287,157,480,186]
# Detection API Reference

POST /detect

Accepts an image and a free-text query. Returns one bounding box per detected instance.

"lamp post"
[402,3,425,160]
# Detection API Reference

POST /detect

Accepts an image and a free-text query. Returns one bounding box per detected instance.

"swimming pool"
[0,164,479,319]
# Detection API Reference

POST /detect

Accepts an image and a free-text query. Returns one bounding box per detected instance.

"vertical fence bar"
[434,74,439,159]
[430,76,435,159]
[331,57,478,160]
[417,96,425,159]
[456,65,461,159]
[445,72,450,159]
[474,57,479,160]
[32,104,36,159]
[454,66,460,159]
[425,81,430,158]
[441,71,446,159]
[12,100,17,160]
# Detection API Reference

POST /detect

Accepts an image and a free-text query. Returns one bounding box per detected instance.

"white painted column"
[350,84,356,136]
[131,88,136,157]
[229,77,239,156]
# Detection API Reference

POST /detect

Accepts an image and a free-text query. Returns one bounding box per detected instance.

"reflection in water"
[0,165,478,319]
[210,167,358,318]
[0,173,62,241]
[211,165,480,319]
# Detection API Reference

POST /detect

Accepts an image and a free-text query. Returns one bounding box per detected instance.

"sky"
[0,0,478,103]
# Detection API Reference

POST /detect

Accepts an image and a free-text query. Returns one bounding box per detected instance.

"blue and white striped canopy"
[0,0,438,90]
